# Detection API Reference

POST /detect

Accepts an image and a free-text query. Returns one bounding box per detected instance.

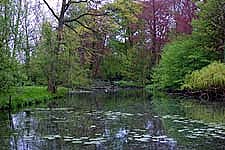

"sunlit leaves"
[151,37,218,90]
[182,62,225,90]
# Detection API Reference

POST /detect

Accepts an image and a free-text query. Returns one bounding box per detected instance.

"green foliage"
[0,54,26,92]
[121,47,151,85]
[182,62,225,90]
[101,40,151,85]
[101,53,123,80]
[30,23,91,88]
[67,65,91,88]
[106,0,141,25]
[0,0,18,92]
[0,56,14,91]
[151,37,219,90]
[59,29,91,88]
[100,1,150,86]
[151,0,225,91]
[192,0,225,58]
[114,80,143,88]
[0,86,67,109]
[29,22,55,85]
[105,0,141,42]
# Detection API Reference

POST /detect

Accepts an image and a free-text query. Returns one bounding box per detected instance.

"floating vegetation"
[135,137,149,142]
[80,137,89,140]
[152,135,167,139]
[51,108,74,111]
[83,141,99,145]
[43,135,56,140]
[90,125,96,128]
[95,133,102,136]
[133,135,142,138]
[35,108,51,111]
[23,135,34,141]
[54,135,61,138]
[63,136,73,139]
[159,140,168,144]
[178,129,188,132]
[152,139,159,142]
[72,141,83,144]
[64,138,73,142]
[162,114,225,141]
[3,90,225,150]
[123,113,134,116]
[89,137,104,141]
[128,137,133,141]
[133,129,146,132]
[186,135,197,139]
[72,138,81,141]
[137,113,144,116]
[142,134,152,138]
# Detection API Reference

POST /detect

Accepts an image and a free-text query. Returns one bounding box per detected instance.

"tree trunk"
[48,76,56,93]
[47,0,66,93]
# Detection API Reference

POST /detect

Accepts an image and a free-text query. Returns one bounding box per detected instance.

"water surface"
[1,90,225,150]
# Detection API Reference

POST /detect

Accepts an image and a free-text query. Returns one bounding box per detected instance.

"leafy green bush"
[101,41,151,86]
[192,0,225,54]
[121,47,151,85]
[0,86,67,109]
[182,62,225,90]
[114,80,143,88]
[100,54,123,81]
[0,56,26,92]
[151,37,219,90]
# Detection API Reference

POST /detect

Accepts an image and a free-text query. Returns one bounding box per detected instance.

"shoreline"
[0,86,67,110]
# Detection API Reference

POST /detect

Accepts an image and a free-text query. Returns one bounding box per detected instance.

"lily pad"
[64,139,73,142]
[72,141,83,144]
[80,137,89,140]
[135,138,149,142]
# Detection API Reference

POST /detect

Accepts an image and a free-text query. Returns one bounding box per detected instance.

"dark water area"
[1,90,225,150]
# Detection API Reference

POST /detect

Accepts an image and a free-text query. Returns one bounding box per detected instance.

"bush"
[100,54,123,81]
[121,47,151,85]
[0,86,67,109]
[151,37,219,90]
[114,80,143,88]
[182,62,225,90]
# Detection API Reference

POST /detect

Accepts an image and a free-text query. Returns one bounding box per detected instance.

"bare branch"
[67,0,88,5]
[43,0,59,20]
[64,12,108,23]
[76,20,96,32]
[64,23,79,34]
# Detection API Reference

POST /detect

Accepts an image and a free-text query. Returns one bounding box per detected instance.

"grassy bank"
[0,86,67,110]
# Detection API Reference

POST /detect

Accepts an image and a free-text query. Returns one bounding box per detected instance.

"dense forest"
[0,0,225,108]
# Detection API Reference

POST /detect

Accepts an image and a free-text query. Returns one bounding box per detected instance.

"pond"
[1,90,225,150]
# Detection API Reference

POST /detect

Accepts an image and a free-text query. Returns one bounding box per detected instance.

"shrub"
[151,37,219,90]
[114,80,143,88]
[121,48,151,85]
[100,54,123,81]
[182,62,225,90]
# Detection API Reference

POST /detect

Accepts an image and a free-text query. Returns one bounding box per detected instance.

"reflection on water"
[0,90,225,150]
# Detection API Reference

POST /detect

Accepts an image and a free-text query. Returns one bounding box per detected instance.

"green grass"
[0,86,67,109]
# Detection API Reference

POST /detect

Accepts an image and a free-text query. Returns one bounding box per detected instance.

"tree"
[192,0,225,61]
[137,0,197,64]
[30,22,91,88]
[0,0,24,92]
[151,37,218,90]
[99,0,145,82]
[43,0,108,93]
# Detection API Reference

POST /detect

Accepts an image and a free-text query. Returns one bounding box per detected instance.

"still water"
[1,90,225,150]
